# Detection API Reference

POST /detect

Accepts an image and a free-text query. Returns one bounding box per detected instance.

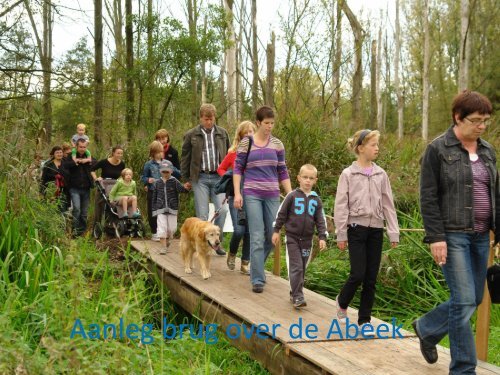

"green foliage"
[290,209,500,365]
[0,180,267,374]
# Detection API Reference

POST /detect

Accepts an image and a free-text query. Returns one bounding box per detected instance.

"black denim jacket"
[420,126,500,244]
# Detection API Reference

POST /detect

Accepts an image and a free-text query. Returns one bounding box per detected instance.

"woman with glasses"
[414,90,497,374]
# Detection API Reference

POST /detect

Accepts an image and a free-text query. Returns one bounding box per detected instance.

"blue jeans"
[245,195,280,286]
[416,232,490,374]
[70,187,90,236]
[228,196,250,261]
[192,173,228,241]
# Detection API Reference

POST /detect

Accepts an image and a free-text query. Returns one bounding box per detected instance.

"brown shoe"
[227,253,236,270]
[240,260,250,274]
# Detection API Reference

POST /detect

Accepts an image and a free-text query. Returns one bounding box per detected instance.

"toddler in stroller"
[93,171,145,239]
[109,168,140,218]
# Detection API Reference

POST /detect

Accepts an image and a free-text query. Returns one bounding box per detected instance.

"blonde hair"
[149,140,164,158]
[76,123,86,131]
[121,168,133,178]
[199,103,216,118]
[347,129,380,155]
[299,164,318,176]
[155,129,170,142]
[229,121,256,152]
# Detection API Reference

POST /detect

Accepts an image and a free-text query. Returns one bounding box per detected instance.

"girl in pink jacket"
[333,129,399,335]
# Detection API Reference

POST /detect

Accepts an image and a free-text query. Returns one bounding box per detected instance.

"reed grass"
[0,136,268,374]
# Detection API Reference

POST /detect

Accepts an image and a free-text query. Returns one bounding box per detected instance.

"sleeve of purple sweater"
[233,137,250,176]
[275,141,289,182]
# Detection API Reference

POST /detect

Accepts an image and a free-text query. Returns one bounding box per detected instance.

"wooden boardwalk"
[131,239,500,375]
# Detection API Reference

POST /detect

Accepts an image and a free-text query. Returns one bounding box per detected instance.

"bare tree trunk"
[94,0,103,144]
[112,0,124,89]
[395,0,403,139]
[458,0,470,91]
[125,0,134,140]
[147,0,154,128]
[219,53,226,125]
[251,0,259,110]
[332,0,342,128]
[422,0,430,141]
[376,24,383,131]
[236,0,244,121]
[236,36,241,121]
[201,16,207,104]
[370,39,377,127]
[42,0,52,143]
[342,1,364,129]
[383,24,389,132]
[24,0,53,143]
[188,0,198,120]
[201,61,207,104]
[282,0,311,120]
[265,32,275,108]
[105,0,125,136]
[225,0,237,126]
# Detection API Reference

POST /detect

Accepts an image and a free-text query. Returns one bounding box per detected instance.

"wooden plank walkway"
[131,239,500,375]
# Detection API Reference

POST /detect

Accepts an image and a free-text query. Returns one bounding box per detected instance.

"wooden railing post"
[475,232,495,361]
[273,233,281,276]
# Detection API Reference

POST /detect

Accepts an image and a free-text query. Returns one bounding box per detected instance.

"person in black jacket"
[152,160,190,254]
[414,90,497,373]
[40,146,69,213]
[272,164,328,309]
[64,139,96,236]
[90,145,126,224]
[155,129,181,179]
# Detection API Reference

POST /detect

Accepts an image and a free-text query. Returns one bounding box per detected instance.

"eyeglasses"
[464,117,492,127]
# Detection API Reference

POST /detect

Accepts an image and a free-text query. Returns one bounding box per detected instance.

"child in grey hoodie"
[333,129,399,335]
[272,164,328,309]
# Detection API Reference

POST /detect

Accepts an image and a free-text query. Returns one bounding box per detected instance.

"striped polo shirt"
[233,136,289,199]
[471,156,491,232]
[201,126,218,172]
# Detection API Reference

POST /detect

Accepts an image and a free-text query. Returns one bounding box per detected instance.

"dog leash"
[209,197,228,223]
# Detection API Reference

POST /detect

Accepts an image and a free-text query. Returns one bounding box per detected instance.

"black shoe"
[412,320,438,364]
[252,284,264,293]
[215,248,226,256]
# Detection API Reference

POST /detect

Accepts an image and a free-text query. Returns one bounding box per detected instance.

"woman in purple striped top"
[233,106,292,293]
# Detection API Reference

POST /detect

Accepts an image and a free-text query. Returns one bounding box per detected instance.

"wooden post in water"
[475,233,495,361]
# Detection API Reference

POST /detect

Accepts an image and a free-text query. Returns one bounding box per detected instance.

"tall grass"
[298,208,500,366]
[0,132,268,374]
[0,182,268,373]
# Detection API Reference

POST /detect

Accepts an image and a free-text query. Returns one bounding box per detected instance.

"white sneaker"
[336,295,348,323]
[359,323,376,337]
[159,248,167,255]
[151,233,160,242]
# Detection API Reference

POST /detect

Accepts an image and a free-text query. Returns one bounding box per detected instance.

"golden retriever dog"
[180,217,221,279]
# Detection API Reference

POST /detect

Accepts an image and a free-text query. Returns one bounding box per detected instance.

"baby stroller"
[92,179,145,239]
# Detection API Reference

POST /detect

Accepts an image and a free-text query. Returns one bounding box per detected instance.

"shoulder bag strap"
[243,137,253,171]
